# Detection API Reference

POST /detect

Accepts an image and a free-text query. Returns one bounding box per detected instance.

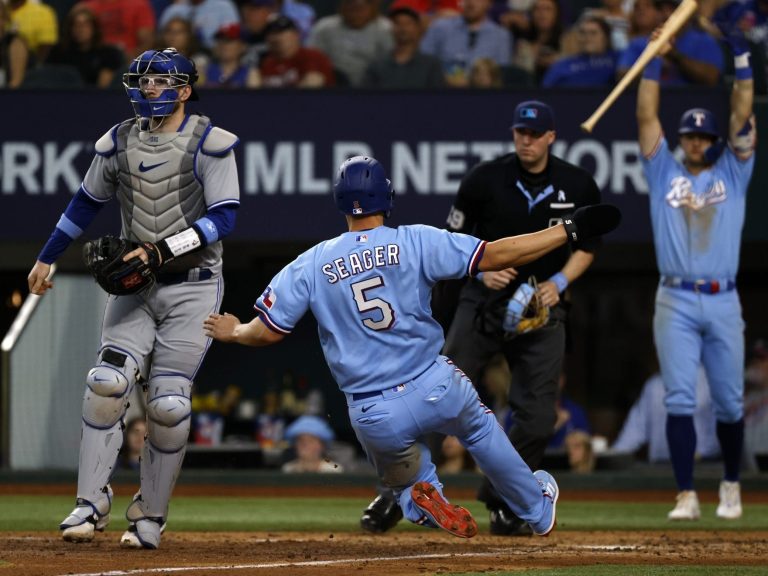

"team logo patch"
[352,200,363,215]
[521,108,538,119]
[262,286,276,309]
[356,234,368,242]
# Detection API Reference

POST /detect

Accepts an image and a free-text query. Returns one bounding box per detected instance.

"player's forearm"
[561,249,595,284]
[233,317,284,347]
[731,78,754,130]
[637,77,660,124]
[479,226,567,272]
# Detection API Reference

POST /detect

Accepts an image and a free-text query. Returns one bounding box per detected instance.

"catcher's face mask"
[502,277,550,336]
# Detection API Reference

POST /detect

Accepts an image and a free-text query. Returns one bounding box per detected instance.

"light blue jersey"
[642,137,754,280]
[254,224,485,394]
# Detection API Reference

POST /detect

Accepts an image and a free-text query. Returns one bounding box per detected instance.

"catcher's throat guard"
[503,276,550,336]
[83,236,155,295]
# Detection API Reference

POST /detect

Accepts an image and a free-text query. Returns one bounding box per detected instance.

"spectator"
[511,0,563,83]
[583,0,630,51]
[240,0,279,67]
[437,435,476,474]
[628,0,659,40]
[468,56,503,86]
[160,0,240,50]
[0,1,29,88]
[280,0,316,41]
[617,0,724,86]
[744,338,768,471]
[542,14,617,87]
[496,0,535,37]
[611,368,720,463]
[259,15,335,87]
[47,5,124,88]
[158,17,210,84]
[120,416,147,470]
[363,3,445,88]
[564,430,595,473]
[307,0,393,87]
[204,23,259,87]
[548,372,590,450]
[281,415,343,473]
[420,0,511,87]
[80,0,156,59]
[8,0,58,63]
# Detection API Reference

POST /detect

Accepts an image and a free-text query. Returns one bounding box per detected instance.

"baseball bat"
[580,0,699,133]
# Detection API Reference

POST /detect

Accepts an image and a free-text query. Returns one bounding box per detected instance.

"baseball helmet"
[122,48,198,128]
[678,108,719,138]
[333,156,394,217]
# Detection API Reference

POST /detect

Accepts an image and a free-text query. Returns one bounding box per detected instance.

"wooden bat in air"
[580,0,699,133]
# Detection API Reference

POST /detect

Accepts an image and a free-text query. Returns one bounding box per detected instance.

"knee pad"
[83,348,139,428]
[146,375,192,453]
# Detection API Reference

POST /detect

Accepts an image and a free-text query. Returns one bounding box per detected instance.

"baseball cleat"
[716,481,742,519]
[60,486,113,543]
[489,506,534,536]
[411,482,477,538]
[360,493,403,533]
[668,490,701,520]
[120,519,166,549]
[532,470,559,536]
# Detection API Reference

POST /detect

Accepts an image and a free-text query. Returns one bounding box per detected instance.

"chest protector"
[114,115,220,274]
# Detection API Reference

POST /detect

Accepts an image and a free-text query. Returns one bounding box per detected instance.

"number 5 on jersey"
[351,276,395,331]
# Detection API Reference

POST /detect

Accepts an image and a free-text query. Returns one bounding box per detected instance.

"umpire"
[445,100,601,535]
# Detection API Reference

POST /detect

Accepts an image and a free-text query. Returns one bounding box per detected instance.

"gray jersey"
[83,114,240,275]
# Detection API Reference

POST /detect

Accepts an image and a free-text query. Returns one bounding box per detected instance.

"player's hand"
[123,242,163,268]
[203,312,241,342]
[481,268,518,290]
[650,26,674,56]
[537,280,560,307]
[28,260,53,295]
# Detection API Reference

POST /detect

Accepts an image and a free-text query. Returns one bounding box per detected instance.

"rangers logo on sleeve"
[262,286,276,309]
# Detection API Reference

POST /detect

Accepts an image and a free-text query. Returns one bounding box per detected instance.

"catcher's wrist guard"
[153,226,205,264]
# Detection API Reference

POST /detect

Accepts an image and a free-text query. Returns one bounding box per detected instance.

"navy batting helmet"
[678,108,719,138]
[333,156,394,217]
[123,48,198,128]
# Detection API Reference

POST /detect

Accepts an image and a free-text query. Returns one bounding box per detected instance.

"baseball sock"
[667,415,696,491]
[716,419,744,482]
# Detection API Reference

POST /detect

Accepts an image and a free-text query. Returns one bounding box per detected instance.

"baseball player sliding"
[27,48,241,549]
[637,17,755,520]
[205,156,620,537]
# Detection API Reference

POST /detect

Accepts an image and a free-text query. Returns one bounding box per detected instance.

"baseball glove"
[503,276,550,336]
[83,236,158,295]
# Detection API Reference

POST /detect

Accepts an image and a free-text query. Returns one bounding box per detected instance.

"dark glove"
[83,236,157,295]
[563,204,621,243]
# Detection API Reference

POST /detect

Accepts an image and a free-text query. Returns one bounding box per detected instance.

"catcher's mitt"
[83,236,156,295]
[503,276,550,336]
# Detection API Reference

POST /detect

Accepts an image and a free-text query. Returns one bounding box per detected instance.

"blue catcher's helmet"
[122,48,198,128]
[678,108,719,138]
[333,156,394,217]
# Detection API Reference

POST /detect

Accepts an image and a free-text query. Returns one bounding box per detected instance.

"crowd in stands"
[2,0,767,91]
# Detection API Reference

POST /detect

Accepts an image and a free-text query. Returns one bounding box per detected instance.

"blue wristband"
[549,272,568,293]
[642,57,662,81]
[476,272,484,281]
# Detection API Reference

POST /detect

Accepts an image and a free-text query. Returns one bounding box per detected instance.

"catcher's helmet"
[333,156,394,217]
[678,108,719,138]
[123,48,198,128]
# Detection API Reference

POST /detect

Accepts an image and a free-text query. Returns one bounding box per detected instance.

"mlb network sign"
[0,88,729,241]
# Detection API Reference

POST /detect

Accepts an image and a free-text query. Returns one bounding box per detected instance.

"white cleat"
[716,481,742,519]
[120,519,166,549]
[532,470,559,536]
[60,486,113,542]
[667,490,700,521]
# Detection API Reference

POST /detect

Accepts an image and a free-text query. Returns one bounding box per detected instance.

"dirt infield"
[2,529,766,576]
[2,486,767,575]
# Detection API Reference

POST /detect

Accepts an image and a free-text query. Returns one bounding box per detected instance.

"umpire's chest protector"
[114,115,209,243]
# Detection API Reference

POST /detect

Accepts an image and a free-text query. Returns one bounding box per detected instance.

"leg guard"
[76,349,139,505]
[124,375,192,549]
[60,485,114,543]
